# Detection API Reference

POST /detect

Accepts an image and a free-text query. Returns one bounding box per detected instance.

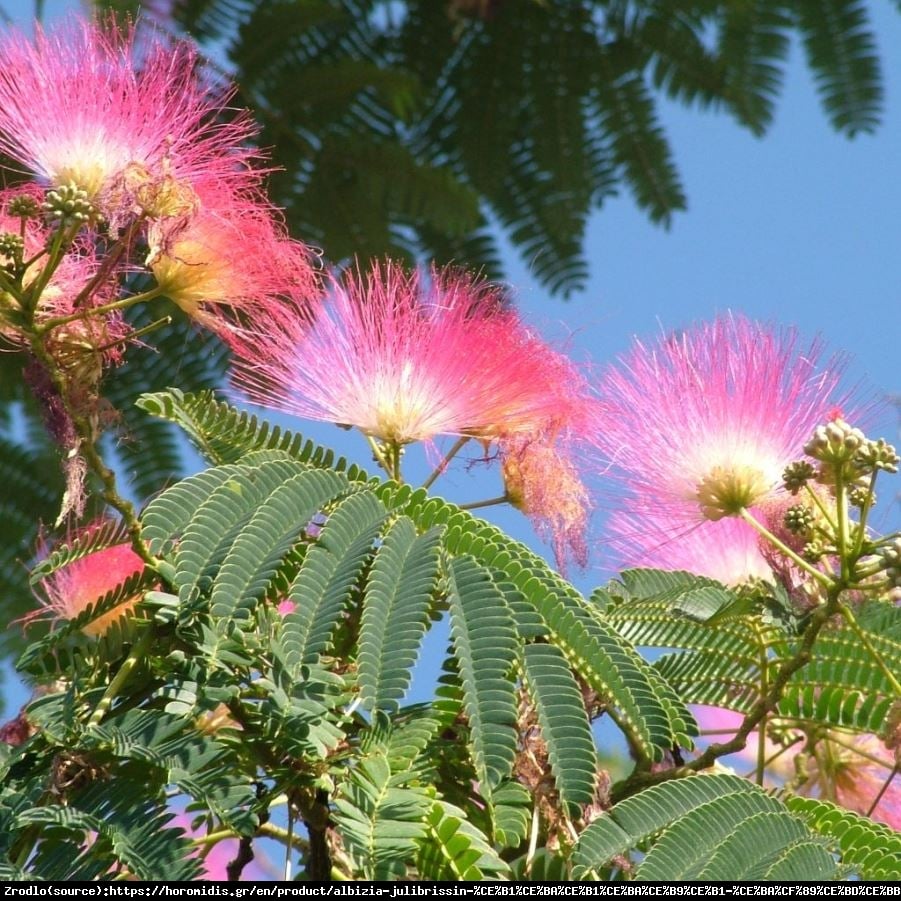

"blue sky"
[2,0,900,718]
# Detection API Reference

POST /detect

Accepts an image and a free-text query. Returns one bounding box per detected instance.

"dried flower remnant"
[502,435,591,570]
[0,17,259,224]
[231,260,593,446]
[594,315,856,568]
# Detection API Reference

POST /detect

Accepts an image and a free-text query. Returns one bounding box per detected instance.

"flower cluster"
[593,315,858,583]
[228,259,600,567]
[0,16,318,518]
[23,521,146,637]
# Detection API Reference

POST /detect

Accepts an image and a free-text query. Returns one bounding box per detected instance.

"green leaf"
[282,490,387,667]
[447,555,519,790]
[795,0,882,136]
[358,518,442,713]
[636,791,787,880]
[137,389,369,480]
[521,642,598,813]
[573,773,759,876]
[333,754,431,881]
[417,799,510,881]
[786,795,901,880]
[208,468,350,621]
[172,457,306,605]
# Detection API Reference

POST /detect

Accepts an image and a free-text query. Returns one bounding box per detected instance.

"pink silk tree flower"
[23,525,146,637]
[606,513,775,586]
[147,181,320,334]
[230,260,595,447]
[594,315,855,560]
[801,732,900,830]
[0,17,259,223]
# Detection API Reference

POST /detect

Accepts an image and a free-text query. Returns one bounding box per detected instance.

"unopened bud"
[783,504,815,536]
[42,183,100,224]
[804,419,866,465]
[7,194,40,219]
[803,539,825,563]
[783,460,815,495]
[854,438,899,475]
[0,232,24,267]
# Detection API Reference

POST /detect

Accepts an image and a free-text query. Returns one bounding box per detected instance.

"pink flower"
[0,188,128,362]
[608,513,774,586]
[230,260,593,446]
[803,733,900,829]
[0,16,258,222]
[147,180,319,334]
[694,707,900,829]
[595,315,854,571]
[24,522,145,636]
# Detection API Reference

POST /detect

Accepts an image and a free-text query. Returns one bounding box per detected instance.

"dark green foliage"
[786,796,901,880]
[603,568,901,735]
[358,518,442,713]
[4,388,897,880]
[521,642,598,814]
[97,0,887,297]
[572,774,839,880]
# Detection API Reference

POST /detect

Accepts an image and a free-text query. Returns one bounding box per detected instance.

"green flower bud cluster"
[7,194,40,219]
[803,538,826,563]
[0,232,24,269]
[42,183,98,224]
[875,537,901,589]
[783,504,815,537]
[854,438,899,475]
[783,460,815,494]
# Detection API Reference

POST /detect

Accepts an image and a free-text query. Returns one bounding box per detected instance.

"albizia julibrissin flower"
[147,180,320,334]
[0,16,258,221]
[230,260,595,446]
[606,512,775,586]
[694,708,900,830]
[595,315,856,570]
[23,525,146,637]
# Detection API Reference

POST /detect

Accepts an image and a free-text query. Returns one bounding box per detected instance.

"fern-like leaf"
[282,489,387,668]
[521,642,597,813]
[358,518,442,714]
[447,555,519,792]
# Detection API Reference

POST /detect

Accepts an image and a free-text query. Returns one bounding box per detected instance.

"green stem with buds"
[37,285,166,333]
[738,508,831,588]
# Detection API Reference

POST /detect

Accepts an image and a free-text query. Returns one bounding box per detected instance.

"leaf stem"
[421,436,469,490]
[460,494,509,511]
[612,587,840,802]
[87,626,154,727]
[738,508,831,588]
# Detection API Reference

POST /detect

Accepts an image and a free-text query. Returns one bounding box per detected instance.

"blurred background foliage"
[0,0,895,667]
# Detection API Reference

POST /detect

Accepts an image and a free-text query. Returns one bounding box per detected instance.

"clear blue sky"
[2,0,900,716]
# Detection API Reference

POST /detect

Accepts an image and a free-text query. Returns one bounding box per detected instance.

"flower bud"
[783,460,815,495]
[804,418,866,465]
